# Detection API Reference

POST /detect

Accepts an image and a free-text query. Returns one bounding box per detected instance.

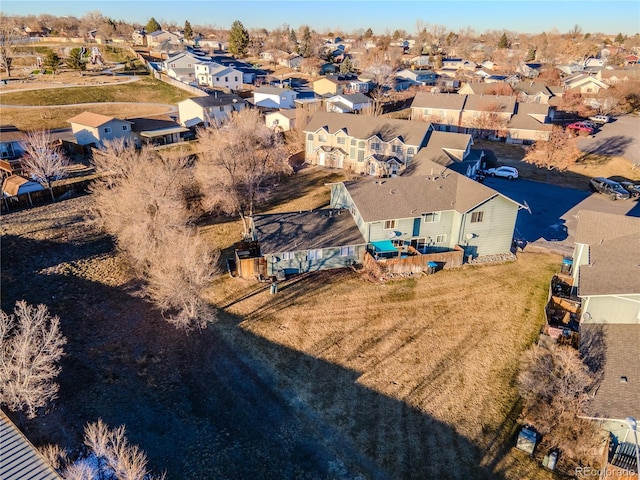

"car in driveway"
[588,114,610,124]
[484,166,519,179]
[566,122,594,135]
[589,177,631,200]
[620,181,640,198]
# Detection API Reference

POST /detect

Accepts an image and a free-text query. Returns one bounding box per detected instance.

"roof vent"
[620,376,628,384]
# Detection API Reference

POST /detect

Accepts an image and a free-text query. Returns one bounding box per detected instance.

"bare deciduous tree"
[0,301,67,419]
[361,61,395,117]
[518,343,605,469]
[0,15,19,77]
[91,140,218,330]
[524,127,582,179]
[195,108,291,236]
[57,419,164,480]
[20,130,69,200]
[468,100,510,139]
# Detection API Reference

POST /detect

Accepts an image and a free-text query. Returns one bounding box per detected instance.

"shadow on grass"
[2,233,500,480]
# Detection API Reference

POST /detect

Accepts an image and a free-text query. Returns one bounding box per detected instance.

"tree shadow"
[579,135,634,158]
[2,232,501,480]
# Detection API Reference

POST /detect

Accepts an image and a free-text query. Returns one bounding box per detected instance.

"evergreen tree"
[525,46,537,62]
[299,26,312,58]
[364,28,373,39]
[614,32,625,44]
[228,20,250,57]
[288,29,298,51]
[498,32,509,49]
[184,21,193,41]
[42,49,61,76]
[339,57,354,74]
[66,47,86,72]
[145,17,161,33]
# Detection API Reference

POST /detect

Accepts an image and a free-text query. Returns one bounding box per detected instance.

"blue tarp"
[427,262,438,268]
[371,240,397,253]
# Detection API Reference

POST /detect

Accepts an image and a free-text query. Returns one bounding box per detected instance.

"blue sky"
[3,1,639,35]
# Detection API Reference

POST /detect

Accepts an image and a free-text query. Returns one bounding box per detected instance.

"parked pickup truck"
[588,114,610,124]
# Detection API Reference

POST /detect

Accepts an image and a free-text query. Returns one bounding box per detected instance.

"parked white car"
[485,166,519,179]
[588,115,610,124]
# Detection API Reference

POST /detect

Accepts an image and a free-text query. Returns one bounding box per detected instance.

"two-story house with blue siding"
[303,112,433,176]
[329,159,522,259]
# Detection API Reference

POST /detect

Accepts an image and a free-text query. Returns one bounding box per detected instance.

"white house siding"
[581,295,640,324]
[459,195,518,257]
[71,120,132,146]
[571,243,590,287]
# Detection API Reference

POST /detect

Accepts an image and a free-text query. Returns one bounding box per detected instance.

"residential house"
[572,211,640,427]
[252,86,298,109]
[408,55,432,68]
[67,112,133,147]
[210,55,267,84]
[563,73,609,94]
[458,82,514,96]
[411,92,467,132]
[408,131,481,178]
[396,69,438,86]
[460,95,516,139]
[265,110,299,132]
[131,30,146,46]
[624,54,639,65]
[518,63,542,78]
[195,62,243,90]
[249,209,367,277]
[584,57,605,69]
[147,30,182,48]
[330,158,522,259]
[260,49,289,64]
[128,116,189,146]
[0,125,26,161]
[512,81,555,104]
[325,93,373,113]
[303,111,432,175]
[0,410,63,480]
[442,58,476,71]
[162,51,210,83]
[281,53,303,69]
[312,74,370,96]
[597,67,640,85]
[506,102,554,144]
[177,93,246,128]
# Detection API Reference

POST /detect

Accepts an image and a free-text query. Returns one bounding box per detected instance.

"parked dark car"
[589,177,631,200]
[620,181,640,198]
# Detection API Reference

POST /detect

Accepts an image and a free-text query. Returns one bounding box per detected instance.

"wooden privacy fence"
[363,245,464,276]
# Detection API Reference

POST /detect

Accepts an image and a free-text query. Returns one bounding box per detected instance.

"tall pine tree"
[184,21,193,41]
[146,17,161,33]
[498,32,509,49]
[228,20,249,57]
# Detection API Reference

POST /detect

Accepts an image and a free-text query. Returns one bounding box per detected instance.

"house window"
[358,141,365,148]
[307,133,314,141]
[318,133,327,142]
[122,125,128,131]
[436,234,447,244]
[351,139,356,146]
[308,249,323,260]
[423,212,441,223]
[407,147,415,158]
[424,109,431,115]
[357,150,365,162]
[340,246,355,256]
[391,144,402,154]
[370,142,380,151]
[235,76,238,82]
[384,220,397,230]
[350,147,356,159]
[216,77,220,82]
[471,211,484,223]
[337,137,346,145]
[225,76,228,82]
[281,252,295,260]
[392,239,404,247]
[104,127,112,134]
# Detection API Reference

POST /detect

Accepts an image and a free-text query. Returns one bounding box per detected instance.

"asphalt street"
[483,176,640,255]
[577,114,640,167]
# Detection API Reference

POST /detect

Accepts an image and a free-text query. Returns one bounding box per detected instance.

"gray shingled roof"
[0,411,62,480]
[408,131,472,174]
[462,94,516,113]
[303,111,432,146]
[581,324,640,420]
[575,210,640,296]
[411,92,467,110]
[512,81,553,96]
[252,209,366,254]
[254,86,293,95]
[344,160,516,223]
[330,93,371,104]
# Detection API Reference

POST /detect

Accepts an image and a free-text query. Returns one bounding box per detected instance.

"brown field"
[1,165,567,478]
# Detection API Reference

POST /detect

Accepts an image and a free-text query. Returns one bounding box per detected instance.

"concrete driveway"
[577,114,640,167]
[483,176,640,255]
